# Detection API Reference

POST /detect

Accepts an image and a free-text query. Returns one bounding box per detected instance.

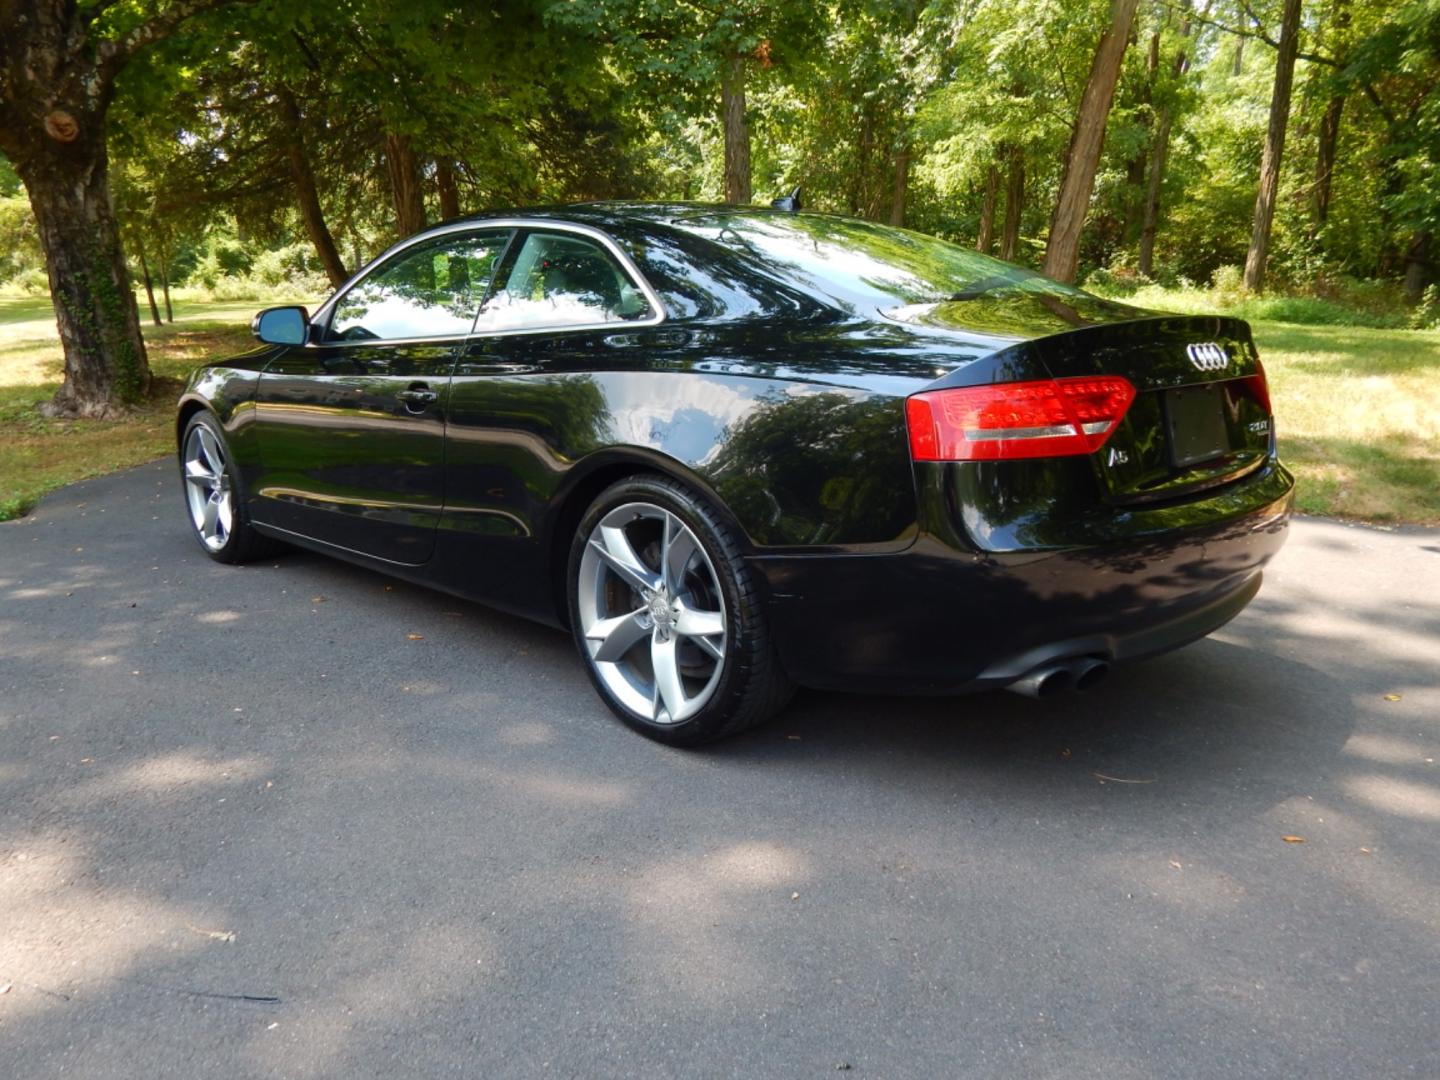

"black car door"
[249,229,511,565]
[442,227,665,604]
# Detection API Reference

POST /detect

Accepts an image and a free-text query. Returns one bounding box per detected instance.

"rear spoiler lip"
[919,313,1258,394]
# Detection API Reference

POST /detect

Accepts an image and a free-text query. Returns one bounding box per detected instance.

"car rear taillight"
[906,376,1136,461]
[1240,359,1272,415]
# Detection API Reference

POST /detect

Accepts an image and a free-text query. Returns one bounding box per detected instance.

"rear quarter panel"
[442,324,924,553]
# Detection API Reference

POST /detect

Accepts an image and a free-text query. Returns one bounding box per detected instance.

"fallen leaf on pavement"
[1282,836,1305,844]
[1169,860,1182,870]
[1092,772,1155,784]
[1383,693,1402,701]
[187,924,237,943]
[407,634,424,641]
[311,596,325,604]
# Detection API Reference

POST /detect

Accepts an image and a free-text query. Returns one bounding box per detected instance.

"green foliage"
[1090,275,1414,328]
[1411,284,1440,330]
[2,0,1437,311]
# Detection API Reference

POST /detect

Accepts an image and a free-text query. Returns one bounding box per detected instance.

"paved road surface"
[2,461,1438,1078]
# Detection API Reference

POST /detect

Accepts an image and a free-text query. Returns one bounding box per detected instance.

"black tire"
[179,411,283,564]
[567,474,794,745]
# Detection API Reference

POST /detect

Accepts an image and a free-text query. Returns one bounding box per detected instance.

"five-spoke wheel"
[179,412,277,564]
[577,501,728,725]
[183,423,235,552]
[568,476,792,744]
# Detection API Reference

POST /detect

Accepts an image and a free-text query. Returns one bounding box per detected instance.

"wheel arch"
[542,447,752,629]
[175,396,211,452]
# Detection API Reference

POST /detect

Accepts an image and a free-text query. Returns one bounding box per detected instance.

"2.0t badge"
[1186,342,1229,371]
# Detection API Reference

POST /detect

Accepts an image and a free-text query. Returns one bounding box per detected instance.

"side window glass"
[330,232,508,341]
[474,232,653,333]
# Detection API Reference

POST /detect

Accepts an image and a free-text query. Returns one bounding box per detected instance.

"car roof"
[446,201,806,233]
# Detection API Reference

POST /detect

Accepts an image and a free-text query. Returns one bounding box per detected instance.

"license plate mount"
[1165,384,1230,468]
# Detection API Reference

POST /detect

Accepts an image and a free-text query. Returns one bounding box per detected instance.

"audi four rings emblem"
[1186,342,1229,371]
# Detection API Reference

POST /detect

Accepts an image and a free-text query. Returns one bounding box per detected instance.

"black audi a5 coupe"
[176,203,1293,743]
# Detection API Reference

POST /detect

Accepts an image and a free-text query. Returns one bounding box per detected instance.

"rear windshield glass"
[671,213,1096,315]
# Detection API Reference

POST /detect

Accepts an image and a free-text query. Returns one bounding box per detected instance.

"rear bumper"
[750,476,1293,694]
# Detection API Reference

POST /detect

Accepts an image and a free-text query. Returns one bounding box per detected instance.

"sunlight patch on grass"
[0,295,256,521]
[1251,322,1440,524]
[2,292,1438,525]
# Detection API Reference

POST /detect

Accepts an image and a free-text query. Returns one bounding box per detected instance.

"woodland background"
[3,1,1437,324]
[1,0,1438,521]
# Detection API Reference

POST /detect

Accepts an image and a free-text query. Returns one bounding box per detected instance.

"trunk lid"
[1030,315,1271,502]
[922,313,1274,504]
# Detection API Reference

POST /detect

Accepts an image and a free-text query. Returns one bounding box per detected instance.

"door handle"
[398,383,438,412]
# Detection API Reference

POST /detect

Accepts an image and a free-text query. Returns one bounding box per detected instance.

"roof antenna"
[771,186,802,212]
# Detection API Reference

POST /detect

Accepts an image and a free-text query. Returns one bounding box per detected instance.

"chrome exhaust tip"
[1067,657,1111,692]
[1007,664,1075,699]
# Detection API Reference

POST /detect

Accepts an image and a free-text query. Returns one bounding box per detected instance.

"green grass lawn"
[2,291,1438,524]
[0,295,260,520]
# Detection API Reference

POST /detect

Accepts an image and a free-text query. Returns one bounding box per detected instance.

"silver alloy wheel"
[183,425,234,552]
[577,502,727,725]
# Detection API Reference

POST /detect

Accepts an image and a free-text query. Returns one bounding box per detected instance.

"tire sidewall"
[567,476,758,744]
[180,412,243,562]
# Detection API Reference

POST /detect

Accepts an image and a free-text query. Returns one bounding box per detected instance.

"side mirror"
[252,306,311,346]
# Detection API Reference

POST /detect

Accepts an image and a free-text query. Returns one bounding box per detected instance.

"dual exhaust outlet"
[1006,656,1111,699]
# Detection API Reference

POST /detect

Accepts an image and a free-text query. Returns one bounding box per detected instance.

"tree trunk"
[1138,2,1202,276]
[20,142,150,416]
[137,241,161,327]
[720,53,752,205]
[1310,94,1343,241]
[1232,35,1245,76]
[1122,30,1162,247]
[1244,0,1303,292]
[1138,110,1173,277]
[1404,231,1432,302]
[277,88,349,288]
[1001,146,1025,262]
[1311,0,1349,246]
[976,164,998,253]
[0,0,242,417]
[889,149,910,227]
[1042,0,1141,283]
[385,131,428,236]
[436,159,462,220]
[159,245,174,323]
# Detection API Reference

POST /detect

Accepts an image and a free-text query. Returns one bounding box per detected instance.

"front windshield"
[670,213,1128,334]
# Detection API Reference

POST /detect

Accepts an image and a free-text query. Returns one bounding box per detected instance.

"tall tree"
[1042,0,1141,282]
[0,0,249,417]
[1000,144,1025,261]
[719,53,753,203]
[975,164,998,252]
[1243,0,1303,291]
[276,85,350,287]
[384,131,427,235]
[1139,0,1205,276]
[1309,0,1350,244]
[546,1,823,205]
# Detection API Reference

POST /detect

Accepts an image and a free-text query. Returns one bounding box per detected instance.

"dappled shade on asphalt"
[1,462,1438,1077]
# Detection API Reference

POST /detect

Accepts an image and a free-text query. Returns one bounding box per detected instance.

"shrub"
[1410,284,1440,331]
[1084,264,1149,295]
[1209,264,1247,305]
[15,266,50,294]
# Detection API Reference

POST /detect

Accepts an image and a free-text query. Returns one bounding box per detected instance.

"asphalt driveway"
[2,460,1438,1079]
